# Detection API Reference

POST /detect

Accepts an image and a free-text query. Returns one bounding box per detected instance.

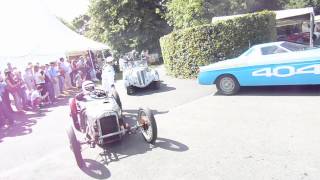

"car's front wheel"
[126,86,135,95]
[216,75,240,95]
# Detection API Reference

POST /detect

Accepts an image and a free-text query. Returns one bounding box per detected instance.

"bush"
[160,11,276,78]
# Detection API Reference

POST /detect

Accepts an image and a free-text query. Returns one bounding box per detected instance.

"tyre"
[67,126,84,168]
[111,87,122,110]
[137,108,157,144]
[126,86,135,95]
[216,75,240,95]
[71,112,80,132]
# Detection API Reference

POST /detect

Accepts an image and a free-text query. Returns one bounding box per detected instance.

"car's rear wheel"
[137,108,157,144]
[216,75,240,95]
[126,86,135,95]
[67,126,84,168]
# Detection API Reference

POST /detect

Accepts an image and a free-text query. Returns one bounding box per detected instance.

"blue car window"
[280,41,310,51]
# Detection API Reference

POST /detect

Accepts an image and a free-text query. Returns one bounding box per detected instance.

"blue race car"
[198,41,320,95]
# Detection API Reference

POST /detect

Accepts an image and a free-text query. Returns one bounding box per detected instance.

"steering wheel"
[89,89,107,99]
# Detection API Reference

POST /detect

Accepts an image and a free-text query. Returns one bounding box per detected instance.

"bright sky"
[43,0,89,22]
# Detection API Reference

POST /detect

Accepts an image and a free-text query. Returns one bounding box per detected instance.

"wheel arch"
[214,73,240,85]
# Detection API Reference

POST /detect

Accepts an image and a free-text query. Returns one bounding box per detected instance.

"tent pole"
[102,50,105,59]
[88,50,97,80]
[310,11,315,47]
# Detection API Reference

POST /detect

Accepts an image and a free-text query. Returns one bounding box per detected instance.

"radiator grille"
[137,70,146,86]
[99,115,120,143]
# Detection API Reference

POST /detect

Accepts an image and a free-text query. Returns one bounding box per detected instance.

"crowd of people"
[0,55,96,129]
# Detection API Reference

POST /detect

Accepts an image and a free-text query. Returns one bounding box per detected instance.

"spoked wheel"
[137,108,157,144]
[216,75,240,95]
[111,86,122,110]
[71,113,81,132]
[126,86,135,95]
[67,126,84,168]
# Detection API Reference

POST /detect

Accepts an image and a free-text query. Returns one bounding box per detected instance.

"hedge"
[160,11,277,78]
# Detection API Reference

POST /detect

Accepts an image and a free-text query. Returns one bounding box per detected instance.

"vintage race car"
[198,41,320,95]
[67,85,157,167]
[123,59,160,95]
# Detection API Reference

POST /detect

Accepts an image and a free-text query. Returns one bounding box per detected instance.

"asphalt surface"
[0,66,320,180]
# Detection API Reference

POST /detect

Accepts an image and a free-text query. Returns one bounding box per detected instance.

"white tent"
[0,0,108,70]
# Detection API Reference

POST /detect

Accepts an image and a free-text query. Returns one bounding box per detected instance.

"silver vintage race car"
[122,57,160,95]
[67,81,157,168]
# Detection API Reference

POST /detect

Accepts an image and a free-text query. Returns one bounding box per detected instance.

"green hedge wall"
[160,11,276,78]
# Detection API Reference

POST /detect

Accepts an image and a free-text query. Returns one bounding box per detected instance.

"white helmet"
[82,80,95,94]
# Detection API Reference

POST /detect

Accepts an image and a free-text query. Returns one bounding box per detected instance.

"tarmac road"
[1,66,320,180]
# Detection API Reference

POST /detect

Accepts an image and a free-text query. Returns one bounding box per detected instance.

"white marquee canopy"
[0,0,108,69]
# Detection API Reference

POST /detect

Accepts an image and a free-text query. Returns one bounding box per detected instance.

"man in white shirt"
[33,65,45,86]
[60,58,73,89]
[101,56,115,93]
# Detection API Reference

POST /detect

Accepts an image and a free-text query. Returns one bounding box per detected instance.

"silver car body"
[123,60,160,88]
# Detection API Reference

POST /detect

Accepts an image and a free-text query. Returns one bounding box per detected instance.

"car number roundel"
[252,64,320,78]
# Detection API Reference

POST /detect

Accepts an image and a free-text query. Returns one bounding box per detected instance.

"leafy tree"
[285,0,320,14]
[71,14,91,35]
[88,0,171,55]
[164,0,288,30]
[246,0,284,12]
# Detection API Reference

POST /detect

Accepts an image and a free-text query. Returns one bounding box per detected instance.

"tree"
[285,0,320,14]
[71,14,91,35]
[246,0,284,12]
[164,0,262,30]
[88,0,171,55]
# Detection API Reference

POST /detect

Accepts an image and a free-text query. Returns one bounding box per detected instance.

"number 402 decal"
[252,64,320,77]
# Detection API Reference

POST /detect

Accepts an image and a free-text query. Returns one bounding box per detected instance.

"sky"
[43,0,89,22]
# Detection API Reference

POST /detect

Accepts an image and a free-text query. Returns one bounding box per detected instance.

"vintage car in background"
[198,41,320,95]
[122,57,160,95]
[67,82,158,167]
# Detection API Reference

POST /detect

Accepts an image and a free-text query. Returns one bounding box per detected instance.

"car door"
[236,45,293,86]
[246,46,320,86]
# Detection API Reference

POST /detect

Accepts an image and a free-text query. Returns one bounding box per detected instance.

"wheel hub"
[220,77,235,92]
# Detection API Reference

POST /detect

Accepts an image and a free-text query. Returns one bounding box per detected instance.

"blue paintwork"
[198,56,320,87]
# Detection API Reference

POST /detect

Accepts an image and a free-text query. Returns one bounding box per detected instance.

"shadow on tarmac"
[214,85,320,96]
[81,159,111,179]
[129,81,176,96]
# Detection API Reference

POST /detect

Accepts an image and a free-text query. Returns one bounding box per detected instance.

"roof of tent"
[212,7,314,27]
[0,0,108,67]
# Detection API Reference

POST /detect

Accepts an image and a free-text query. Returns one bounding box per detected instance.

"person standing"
[0,80,14,127]
[34,65,49,103]
[70,59,78,87]
[48,62,60,98]
[60,58,73,89]
[101,56,115,93]
[58,62,65,93]
[4,70,23,112]
[44,64,55,102]
[23,67,35,91]
[14,70,28,109]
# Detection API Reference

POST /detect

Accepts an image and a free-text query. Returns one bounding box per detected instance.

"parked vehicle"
[122,53,160,95]
[198,41,320,95]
